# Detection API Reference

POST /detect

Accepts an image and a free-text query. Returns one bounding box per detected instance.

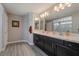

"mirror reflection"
[34,3,79,34]
[45,16,72,32]
[40,19,44,30]
[34,20,39,30]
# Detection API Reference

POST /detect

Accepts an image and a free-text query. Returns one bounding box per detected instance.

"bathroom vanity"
[33,4,79,56]
[33,31,79,56]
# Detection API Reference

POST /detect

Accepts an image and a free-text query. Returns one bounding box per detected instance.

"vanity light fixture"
[54,3,72,12]
[40,12,49,18]
[39,3,72,18]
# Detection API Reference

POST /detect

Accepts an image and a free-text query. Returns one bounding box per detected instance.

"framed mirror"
[44,3,79,34]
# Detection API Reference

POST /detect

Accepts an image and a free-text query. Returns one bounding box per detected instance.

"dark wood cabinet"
[33,34,55,55]
[56,44,79,56]
[33,33,79,56]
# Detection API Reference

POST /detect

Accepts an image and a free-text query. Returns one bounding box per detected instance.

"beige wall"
[8,14,23,42]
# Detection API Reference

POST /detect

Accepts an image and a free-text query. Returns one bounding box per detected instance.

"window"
[53,16,72,32]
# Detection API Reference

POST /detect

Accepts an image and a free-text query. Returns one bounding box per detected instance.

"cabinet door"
[43,36,55,55]
[63,40,79,51]
[33,34,40,46]
[56,44,79,56]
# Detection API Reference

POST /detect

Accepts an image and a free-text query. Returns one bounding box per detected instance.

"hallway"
[0,42,47,56]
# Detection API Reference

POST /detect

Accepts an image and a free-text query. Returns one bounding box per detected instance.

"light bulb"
[67,3,71,7]
[40,14,44,18]
[35,17,39,21]
[45,12,49,16]
[65,3,72,7]
[54,6,59,12]
[59,3,63,8]
[59,3,64,10]
[54,6,57,11]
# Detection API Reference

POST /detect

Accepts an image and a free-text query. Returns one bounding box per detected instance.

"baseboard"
[7,40,34,45]
[7,40,27,45]
[28,42,34,45]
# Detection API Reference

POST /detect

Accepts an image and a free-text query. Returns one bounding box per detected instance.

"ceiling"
[2,3,54,16]
[2,3,79,19]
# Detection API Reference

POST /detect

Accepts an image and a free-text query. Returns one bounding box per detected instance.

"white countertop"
[33,30,79,44]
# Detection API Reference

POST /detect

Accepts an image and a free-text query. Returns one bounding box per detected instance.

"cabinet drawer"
[63,41,79,50]
[56,44,79,56]
[54,38,63,45]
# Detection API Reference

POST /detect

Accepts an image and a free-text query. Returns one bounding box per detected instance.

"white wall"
[2,11,8,48]
[0,4,3,50]
[0,4,8,51]
[8,14,23,42]
[22,12,34,45]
